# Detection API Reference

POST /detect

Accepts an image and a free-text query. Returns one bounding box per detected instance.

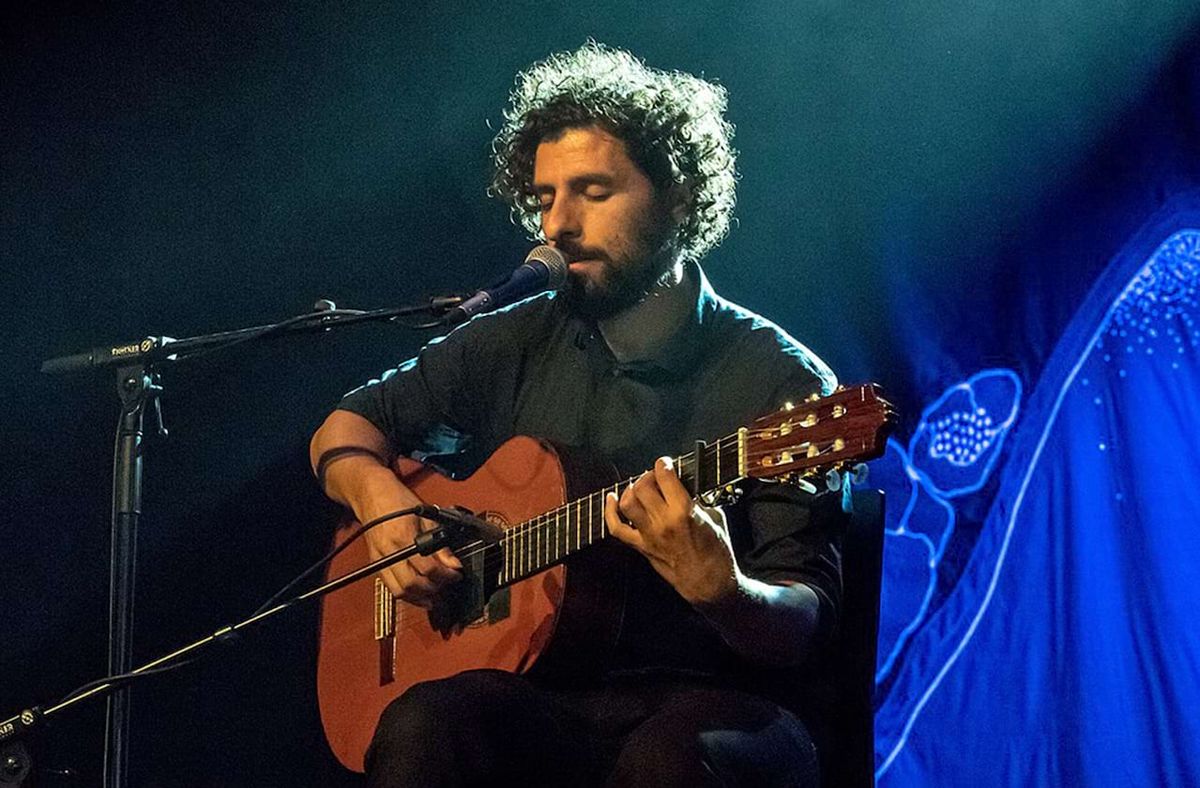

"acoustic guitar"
[317,384,895,771]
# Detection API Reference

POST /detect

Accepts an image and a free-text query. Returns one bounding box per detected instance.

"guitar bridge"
[374,578,396,685]
[374,577,394,640]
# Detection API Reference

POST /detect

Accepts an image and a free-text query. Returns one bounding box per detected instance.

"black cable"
[50,505,431,710]
[170,308,367,364]
[387,315,455,330]
[251,505,432,615]
[171,303,456,364]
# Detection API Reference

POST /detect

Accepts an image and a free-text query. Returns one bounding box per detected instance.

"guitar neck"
[492,383,895,588]
[495,432,746,588]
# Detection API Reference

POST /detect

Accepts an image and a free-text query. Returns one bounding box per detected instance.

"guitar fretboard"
[495,432,744,586]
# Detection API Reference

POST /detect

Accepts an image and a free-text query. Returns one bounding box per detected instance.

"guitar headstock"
[743,383,896,484]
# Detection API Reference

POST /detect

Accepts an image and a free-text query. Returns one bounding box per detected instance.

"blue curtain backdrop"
[873,218,1200,785]
[868,54,1200,782]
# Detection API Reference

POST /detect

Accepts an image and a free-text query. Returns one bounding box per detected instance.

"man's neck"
[597,260,694,364]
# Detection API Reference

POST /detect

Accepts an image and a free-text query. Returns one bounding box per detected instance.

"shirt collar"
[602,260,718,380]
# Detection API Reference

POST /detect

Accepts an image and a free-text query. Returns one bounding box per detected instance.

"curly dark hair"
[490,42,737,263]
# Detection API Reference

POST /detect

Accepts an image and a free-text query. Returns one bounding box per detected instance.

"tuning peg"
[825,468,842,492]
[794,476,818,494]
[850,463,870,485]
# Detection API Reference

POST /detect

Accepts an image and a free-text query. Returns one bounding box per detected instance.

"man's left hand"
[604,456,740,606]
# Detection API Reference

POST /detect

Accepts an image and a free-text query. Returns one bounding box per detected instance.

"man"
[310,42,845,786]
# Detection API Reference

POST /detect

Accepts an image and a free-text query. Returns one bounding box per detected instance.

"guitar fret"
[497,441,741,585]
[445,386,889,591]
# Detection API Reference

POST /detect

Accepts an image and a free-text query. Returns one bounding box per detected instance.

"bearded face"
[532,125,679,320]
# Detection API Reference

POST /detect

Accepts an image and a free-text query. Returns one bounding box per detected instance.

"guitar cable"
[250,504,448,616]
[48,505,439,711]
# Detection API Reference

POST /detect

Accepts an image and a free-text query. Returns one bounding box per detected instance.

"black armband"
[314,446,393,489]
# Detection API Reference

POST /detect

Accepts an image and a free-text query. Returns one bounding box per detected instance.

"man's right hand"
[311,409,463,609]
[361,491,464,609]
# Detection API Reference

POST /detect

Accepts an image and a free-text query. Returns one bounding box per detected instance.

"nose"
[541,195,581,247]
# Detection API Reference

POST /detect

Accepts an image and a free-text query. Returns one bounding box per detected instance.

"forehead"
[532,126,638,185]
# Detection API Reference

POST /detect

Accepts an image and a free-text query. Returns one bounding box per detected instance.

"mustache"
[555,243,610,264]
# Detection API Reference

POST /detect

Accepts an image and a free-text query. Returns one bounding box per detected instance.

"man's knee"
[373,678,456,742]
[367,671,523,769]
[608,688,818,788]
[608,721,720,787]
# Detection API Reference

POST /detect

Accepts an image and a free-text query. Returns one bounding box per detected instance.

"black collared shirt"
[337,263,845,709]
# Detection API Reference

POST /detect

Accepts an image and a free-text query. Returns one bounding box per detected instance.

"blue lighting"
[873,369,1022,687]
[872,228,1200,785]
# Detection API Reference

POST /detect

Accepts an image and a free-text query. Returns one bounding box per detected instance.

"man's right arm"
[309,409,462,608]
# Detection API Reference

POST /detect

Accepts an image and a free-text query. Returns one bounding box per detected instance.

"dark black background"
[3,2,1199,785]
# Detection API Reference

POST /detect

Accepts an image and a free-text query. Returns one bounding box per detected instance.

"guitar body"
[316,436,626,772]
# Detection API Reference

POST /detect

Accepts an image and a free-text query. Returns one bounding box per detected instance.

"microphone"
[41,336,176,375]
[448,245,568,325]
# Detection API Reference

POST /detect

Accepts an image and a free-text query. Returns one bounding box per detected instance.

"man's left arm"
[604,455,831,667]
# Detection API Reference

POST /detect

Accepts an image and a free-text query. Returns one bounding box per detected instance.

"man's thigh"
[604,685,819,787]
[367,669,604,787]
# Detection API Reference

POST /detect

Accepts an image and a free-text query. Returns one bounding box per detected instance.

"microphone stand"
[0,509,492,786]
[36,295,463,788]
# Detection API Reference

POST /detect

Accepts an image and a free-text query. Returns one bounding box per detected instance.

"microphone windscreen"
[525,245,568,291]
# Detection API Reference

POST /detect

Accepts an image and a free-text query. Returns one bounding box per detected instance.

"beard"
[558,209,677,321]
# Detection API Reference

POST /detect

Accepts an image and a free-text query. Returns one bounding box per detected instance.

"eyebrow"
[532,174,617,194]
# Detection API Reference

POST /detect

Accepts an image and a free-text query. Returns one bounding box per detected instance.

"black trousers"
[364,669,819,787]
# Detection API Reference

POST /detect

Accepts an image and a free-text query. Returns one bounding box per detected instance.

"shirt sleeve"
[726,480,847,649]
[335,314,509,462]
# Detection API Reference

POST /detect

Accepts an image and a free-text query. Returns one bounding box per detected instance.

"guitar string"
[374,440,731,639]
[486,426,859,558]
[374,438,862,640]
[364,392,885,637]
[389,428,851,589]
[375,438,853,641]
[488,438,847,565]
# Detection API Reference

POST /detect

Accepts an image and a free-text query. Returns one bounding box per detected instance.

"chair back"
[824,488,885,788]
